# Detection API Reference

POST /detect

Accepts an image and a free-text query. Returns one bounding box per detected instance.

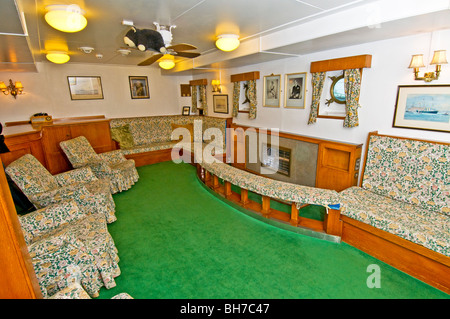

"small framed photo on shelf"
[67,76,103,100]
[393,85,450,133]
[263,74,281,107]
[213,94,229,114]
[182,106,191,115]
[284,72,306,108]
[129,76,150,99]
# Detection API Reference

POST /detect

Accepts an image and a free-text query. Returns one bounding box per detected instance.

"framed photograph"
[213,94,229,114]
[393,85,450,133]
[67,76,103,100]
[182,106,190,115]
[263,74,281,107]
[129,76,150,99]
[284,72,307,108]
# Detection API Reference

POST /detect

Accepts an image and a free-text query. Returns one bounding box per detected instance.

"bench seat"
[341,186,450,257]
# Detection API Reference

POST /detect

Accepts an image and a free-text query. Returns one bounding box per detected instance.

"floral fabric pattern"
[20,200,121,298]
[200,160,341,209]
[199,84,208,116]
[248,80,257,120]
[6,154,117,223]
[362,135,449,215]
[308,72,326,124]
[191,85,198,114]
[232,81,240,117]
[59,136,139,194]
[340,187,450,257]
[343,69,362,128]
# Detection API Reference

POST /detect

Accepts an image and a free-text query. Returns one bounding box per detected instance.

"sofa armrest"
[98,149,127,165]
[19,200,86,245]
[54,167,99,187]
[28,184,91,209]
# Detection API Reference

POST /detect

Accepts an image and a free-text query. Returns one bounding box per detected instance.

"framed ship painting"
[393,85,450,132]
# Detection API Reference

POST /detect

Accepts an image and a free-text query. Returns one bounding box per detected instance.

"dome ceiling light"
[159,54,175,70]
[45,4,87,33]
[46,51,70,64]
[216,34,240,52]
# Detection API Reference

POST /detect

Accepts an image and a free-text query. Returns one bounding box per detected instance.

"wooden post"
[224,181,232,198]
[290,203,299,226]
[324,208,342,236]
[213,175,220,189]
[261,196,271,218]
[240,188,249,206]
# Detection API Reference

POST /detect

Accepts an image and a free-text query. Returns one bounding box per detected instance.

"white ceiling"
[1,0,450,74]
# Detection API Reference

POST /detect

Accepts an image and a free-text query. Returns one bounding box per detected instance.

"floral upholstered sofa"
[109,115,230,165]
[340,132,449,257]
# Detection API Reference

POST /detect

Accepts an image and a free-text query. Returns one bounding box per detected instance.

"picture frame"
[129,76,150,99]
[182,106,190,115]
[284,72,307,108]
[67,76,103,100]
[393,85,450,133]
[213,94,229,114]
[263,74,281,107]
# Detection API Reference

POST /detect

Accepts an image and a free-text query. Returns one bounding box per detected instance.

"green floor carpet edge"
[98,161,449,299]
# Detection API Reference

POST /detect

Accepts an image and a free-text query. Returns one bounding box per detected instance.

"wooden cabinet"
[41,120,115,174]
[1,131,46,168]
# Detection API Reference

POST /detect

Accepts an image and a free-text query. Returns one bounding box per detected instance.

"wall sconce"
[409,50,447,82]
[212,80,221,93]
[0,79,24,99]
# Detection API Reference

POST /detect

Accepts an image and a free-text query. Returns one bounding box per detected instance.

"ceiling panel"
[0,0,25,35]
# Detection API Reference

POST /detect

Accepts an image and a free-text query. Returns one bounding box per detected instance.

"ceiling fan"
[123,22,201,68]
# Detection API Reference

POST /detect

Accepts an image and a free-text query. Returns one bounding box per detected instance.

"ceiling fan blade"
[174,51,201,58]
[138,54,163,66]
[167,43,198,51]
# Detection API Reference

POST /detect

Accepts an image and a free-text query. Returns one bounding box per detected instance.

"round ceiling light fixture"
[215,34,240,52]
[45,4,87,33]
[159,54,175,70]
[46,51,70,64]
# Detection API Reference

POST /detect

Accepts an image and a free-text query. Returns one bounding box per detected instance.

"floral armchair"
[59,136,139,194]
[19,200,121,298]
[5,154,117,223]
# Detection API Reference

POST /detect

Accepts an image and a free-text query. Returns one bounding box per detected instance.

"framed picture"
[263,74,281,107]
[129,76,150,99]
[393,85,450,133]
[67,76,103,100]
[284,72,307,108]
[182,106,190,115]
[213,94,229,114]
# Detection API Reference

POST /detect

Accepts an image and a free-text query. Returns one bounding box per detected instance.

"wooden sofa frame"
[339,131,450,294]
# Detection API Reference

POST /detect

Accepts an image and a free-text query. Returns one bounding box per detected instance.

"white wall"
[0,62,191,123]
[206,30,450,145]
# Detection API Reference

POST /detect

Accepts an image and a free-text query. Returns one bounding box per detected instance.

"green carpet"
[98,161,448,299]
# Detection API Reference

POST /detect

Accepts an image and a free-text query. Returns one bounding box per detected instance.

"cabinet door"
[1,132,46,168]
[41,126,72,174]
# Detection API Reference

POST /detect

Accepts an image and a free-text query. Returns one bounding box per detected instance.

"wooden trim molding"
[230,71,260,83]
[310,54,372,73]
[189,79,208,86]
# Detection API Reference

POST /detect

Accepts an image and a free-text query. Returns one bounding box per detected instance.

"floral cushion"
[340,186,450,257]
[200,160,340,209]
[362,135,449,216]
[110,124,135,149]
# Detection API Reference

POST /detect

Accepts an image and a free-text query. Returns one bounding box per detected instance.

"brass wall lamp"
[0,79,24,99]
[409,50,447,82]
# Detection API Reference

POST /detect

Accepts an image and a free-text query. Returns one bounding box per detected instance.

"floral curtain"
[307,72,326,124]
[248,80,257,120]
[232,82,240,117]
[199,85,208,116]
[343,69,361,128]
[191,86,198,114]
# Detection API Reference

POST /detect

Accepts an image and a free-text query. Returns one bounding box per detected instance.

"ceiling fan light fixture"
[216,34,240,52]
[45,4,87,33]
[159,54,175,70]
[46,51,70,64]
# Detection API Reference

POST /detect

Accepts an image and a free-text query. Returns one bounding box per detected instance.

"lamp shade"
[216,34,240,52]
[409,54,425,68]
[430,50,448,65]
[159,54,175,70]
[15,81,23,89]
[0,81,6,90]
[45,4,87,33]
[46,51,71,64]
